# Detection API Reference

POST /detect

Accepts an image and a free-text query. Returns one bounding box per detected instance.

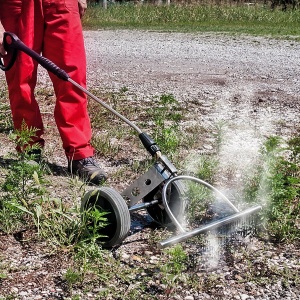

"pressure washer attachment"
[1,31,262,248]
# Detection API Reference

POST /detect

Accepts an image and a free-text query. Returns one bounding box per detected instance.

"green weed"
[0,104,13,134]
[0,124,46,233]
[160,245,189,288]
[0,123,109,250]
[63,241,107,289]
[64,268,82,287]
[88,87,142,158]
[243,135,300,242]
[92,132,121,157]
[147,94,183,158]
[162,244,188,274]
[185,182,215,226]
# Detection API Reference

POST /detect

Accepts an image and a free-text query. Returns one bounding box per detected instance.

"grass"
[83,3,300,39]
[0,82,13,133]
[243,136,300,242]
[146,94,183,159]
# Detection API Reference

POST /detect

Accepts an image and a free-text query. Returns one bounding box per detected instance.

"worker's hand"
[78,0,87,19]
[0,22,7,57]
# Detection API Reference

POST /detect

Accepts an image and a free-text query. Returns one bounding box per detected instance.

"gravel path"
[0,30,299,300]
[83,30,300,184]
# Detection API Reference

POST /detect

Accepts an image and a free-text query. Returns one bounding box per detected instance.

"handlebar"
[0,32,18,71]
[0,32,69,81]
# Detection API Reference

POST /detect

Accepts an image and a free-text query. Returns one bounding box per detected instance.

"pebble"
[131,255,142,262]
[240,294,250,300]
[11,287,18,293]
[203,144,214,150]
[121,252,130,261]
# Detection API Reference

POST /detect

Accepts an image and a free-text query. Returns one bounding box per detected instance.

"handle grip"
[1,32,69,81]
[0,33,18,71]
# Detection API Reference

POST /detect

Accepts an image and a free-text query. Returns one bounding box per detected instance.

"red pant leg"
[42,0,94,160]
[0,0,45,148]
[1,0,94,159]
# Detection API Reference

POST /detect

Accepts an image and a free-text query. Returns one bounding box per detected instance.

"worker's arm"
[78,0,87,19]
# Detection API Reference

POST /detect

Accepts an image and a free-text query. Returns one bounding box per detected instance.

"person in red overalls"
[0,0,107,185]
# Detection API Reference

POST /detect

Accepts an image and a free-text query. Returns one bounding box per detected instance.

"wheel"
[143,180,186,227]
[81,187,131,247]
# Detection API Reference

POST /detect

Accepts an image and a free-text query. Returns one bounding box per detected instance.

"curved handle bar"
[0,33,18,71]
[0,32,69,81]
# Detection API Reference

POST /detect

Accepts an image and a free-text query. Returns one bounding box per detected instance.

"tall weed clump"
[243,136,300,243]
[0,124,108,250]
[0,124,46,234]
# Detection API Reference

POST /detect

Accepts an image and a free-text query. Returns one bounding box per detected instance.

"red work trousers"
[0,0,94,160]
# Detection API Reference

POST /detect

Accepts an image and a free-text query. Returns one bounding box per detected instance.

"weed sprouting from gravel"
[0,124,111,250]
[243,135,300,242]
[146,93,183,159]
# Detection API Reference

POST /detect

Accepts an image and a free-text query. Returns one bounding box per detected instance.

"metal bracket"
[122,163,172,208]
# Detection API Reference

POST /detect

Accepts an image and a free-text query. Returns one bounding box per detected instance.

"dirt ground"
[0,30,299,299]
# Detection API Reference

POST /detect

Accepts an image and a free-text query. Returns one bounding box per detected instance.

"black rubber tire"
[81,187,131,247]
[143,180,186,227]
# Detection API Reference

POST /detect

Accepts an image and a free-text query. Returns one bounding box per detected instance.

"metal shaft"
[69,78,143,134]
[158,205,262,249]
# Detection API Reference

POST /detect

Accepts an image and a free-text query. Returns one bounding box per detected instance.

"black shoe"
[68,156,107,185]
